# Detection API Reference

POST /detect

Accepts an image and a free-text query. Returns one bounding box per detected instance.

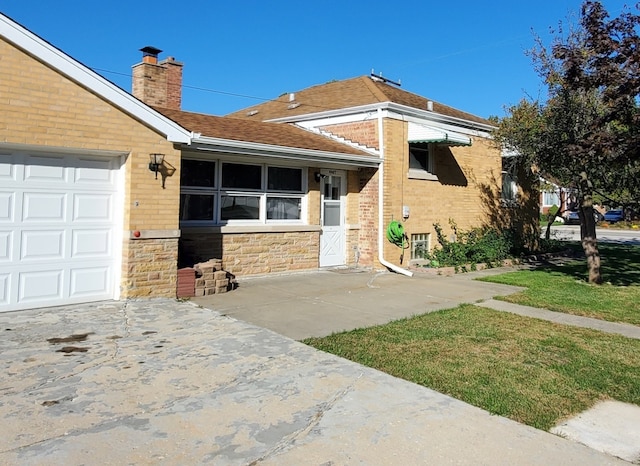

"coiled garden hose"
[386,220,409,264]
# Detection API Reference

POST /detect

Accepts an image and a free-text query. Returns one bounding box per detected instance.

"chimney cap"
[140,46,162,57]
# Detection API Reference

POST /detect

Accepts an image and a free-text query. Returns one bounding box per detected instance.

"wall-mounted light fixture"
[314,172,327,182]
[149,153,165,179]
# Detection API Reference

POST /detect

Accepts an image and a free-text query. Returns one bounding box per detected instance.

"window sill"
[181,224,321,234]
[408,169,439,181]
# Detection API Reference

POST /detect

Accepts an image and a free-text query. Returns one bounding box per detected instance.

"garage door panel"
[75,157,116,186]
[18,269,63,302]
[23,155,67,182]
[22,192,66,222]
[0,156,17,179]
[73,193,112,221]
[72,229,111,258]
[70,266,111,297]
[0,231,10,261]
[0,274,9,305]
[20,230,64,260]
[0,192,14,222]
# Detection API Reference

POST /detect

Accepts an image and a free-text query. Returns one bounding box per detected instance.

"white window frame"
[179,156,307,226]
[501,170,518,206]
[542,190,560,207]
[408,143,438,181]
[410,233,431,260]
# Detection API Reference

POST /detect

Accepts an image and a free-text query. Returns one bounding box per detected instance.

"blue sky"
[1,0,634,119]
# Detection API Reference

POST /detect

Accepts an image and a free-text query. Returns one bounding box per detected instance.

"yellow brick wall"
[379,118,503,267]
[0,38,182,298]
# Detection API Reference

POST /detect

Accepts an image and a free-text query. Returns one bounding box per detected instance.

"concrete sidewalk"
[0,299,627,465]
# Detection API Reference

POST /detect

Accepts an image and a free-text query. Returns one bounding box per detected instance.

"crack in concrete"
[248,373,363,464]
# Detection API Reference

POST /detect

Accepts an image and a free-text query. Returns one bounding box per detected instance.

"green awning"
[408,122,472,146]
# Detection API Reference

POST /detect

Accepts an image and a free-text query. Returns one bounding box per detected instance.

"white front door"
[0,151,121,312]
[319,170,345,267]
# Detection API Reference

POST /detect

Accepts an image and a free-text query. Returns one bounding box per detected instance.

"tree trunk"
[578,172,602,284]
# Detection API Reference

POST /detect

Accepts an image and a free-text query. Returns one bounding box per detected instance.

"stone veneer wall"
[180,231,320,276]
[122,238,179,297]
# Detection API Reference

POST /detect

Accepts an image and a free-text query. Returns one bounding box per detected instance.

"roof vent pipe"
[427,101,433,111]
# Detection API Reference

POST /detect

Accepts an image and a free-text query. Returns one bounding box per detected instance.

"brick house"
[0,14,377,311]
[1,13,535,312]
[226,75,537,271]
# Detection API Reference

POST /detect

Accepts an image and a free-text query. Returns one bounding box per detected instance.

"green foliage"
[424,220,515,268]
[493,2,640,282]
[539,204,560,222]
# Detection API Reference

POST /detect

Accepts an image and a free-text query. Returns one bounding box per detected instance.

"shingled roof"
[226,76,491,125]
[155,107,374,156]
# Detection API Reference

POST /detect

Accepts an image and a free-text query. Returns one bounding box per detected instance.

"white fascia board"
[190,136,382,168]
[502,148,520,158]
[0,13,192,144]
[388,103,495,133]
[266,103,388,124]
[267,101,495,138]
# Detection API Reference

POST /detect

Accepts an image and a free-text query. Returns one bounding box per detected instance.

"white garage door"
[0,151,122,312]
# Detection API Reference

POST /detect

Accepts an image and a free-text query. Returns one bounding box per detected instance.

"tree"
[494,1,640,284]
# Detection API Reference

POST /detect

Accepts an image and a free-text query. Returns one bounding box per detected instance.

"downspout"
[377,107,413,277]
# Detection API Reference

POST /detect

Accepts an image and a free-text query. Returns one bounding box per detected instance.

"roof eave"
[265,102,496,133]
[189,136,382,168]
[0,13,192,144]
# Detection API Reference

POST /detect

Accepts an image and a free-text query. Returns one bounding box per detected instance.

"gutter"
[189,136,382,168]
[376,108,413,277]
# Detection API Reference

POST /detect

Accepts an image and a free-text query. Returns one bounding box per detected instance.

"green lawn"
[303,305,640,430]
[303,243,640,430]
[480,243,640,325]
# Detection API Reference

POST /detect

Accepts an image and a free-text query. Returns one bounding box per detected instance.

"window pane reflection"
[267,197,301,220]
[220,196,260,220]
[323,203,340,226]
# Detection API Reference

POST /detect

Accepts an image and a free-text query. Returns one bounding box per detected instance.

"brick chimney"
[132,46,183,110]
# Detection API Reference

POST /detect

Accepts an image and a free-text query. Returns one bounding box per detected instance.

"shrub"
[425,220,516,268]
[540,204,560,223]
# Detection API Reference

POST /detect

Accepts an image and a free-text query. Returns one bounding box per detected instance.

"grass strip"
[479,243,640,325]
[303,305,640,430]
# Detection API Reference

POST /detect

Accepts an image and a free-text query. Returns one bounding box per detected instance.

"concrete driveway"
[193,268,524,340]
[0,271,628,465]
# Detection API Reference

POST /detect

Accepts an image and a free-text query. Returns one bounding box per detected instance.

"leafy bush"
[540,204,560,223]
[424,220,516,268]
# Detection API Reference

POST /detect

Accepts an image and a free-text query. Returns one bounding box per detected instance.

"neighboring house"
[227,75,533,269]
[540,178,572,216]
[0,14,377,311]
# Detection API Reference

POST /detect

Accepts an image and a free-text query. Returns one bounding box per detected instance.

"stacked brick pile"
[176,259,237,298]
[194,259,237,296]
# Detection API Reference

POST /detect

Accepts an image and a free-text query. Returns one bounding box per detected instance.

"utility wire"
[90,66,334,112]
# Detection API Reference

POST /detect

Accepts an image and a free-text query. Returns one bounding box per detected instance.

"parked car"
[603,209,624,223]
[565,211,581,225]
[565,210,603,225]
